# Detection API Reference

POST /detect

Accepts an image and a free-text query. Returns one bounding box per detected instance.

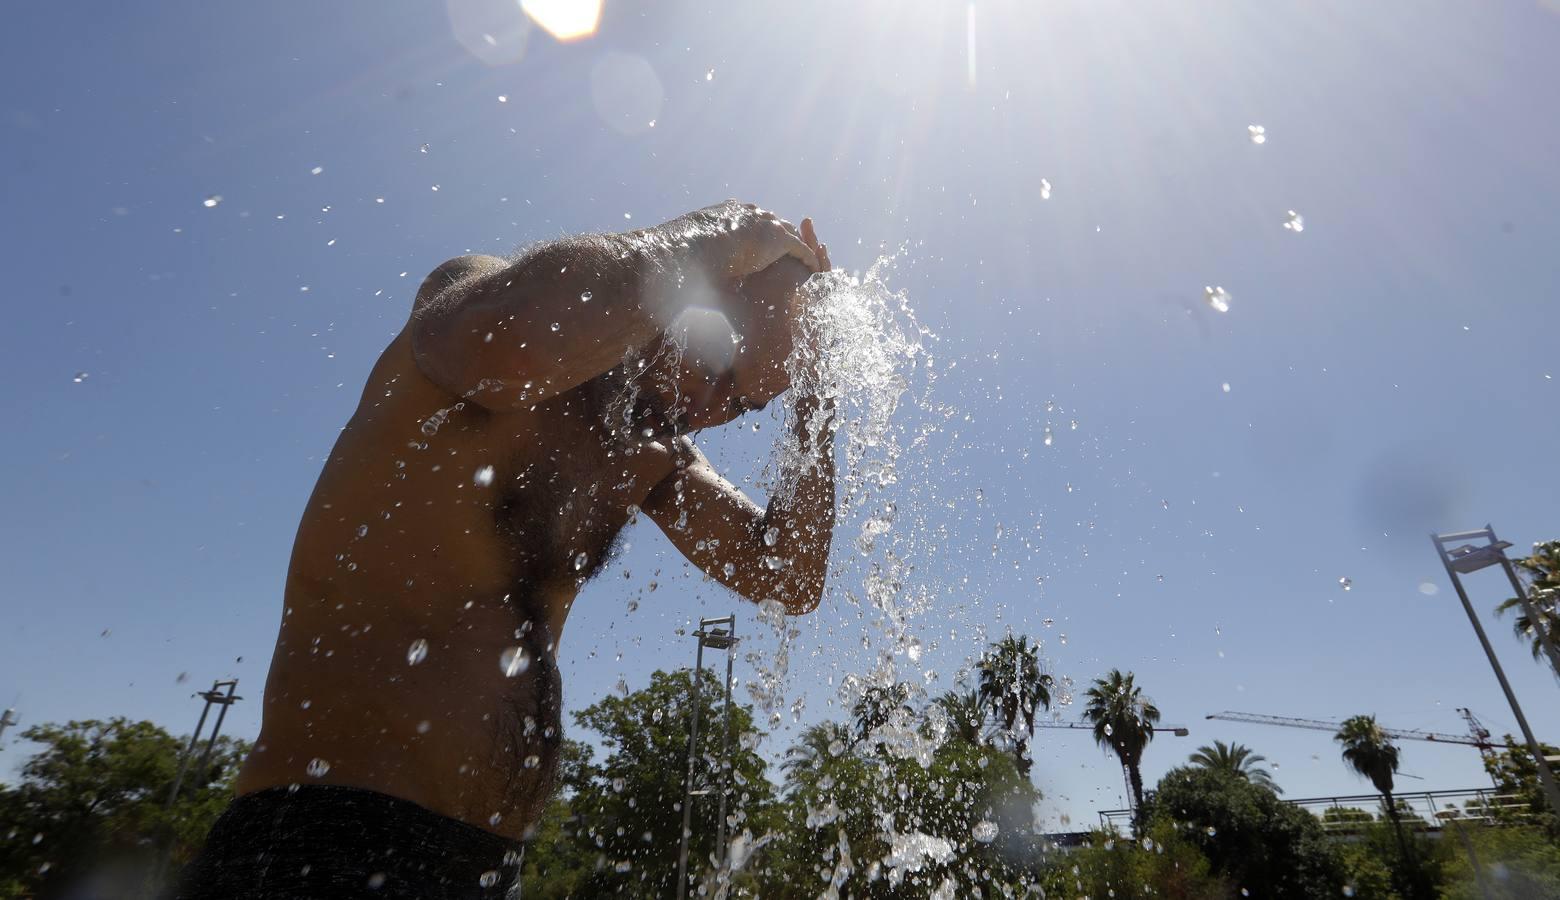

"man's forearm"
[761,395,837,611]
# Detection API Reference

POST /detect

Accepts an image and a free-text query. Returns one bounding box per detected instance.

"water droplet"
[500,646,531,677]
[523,754,541,769]
[1418,580,1439,596]
[1206,826,1217,836]
[1042,426,1053,447]
[1069,419,1078,430]
[71,372,89,384]
[971,820,999,843]
[356,524,369,538]
[1103,722,1113,736]
[419,143,430,153]
[763,526,780,547]
[574,552,588,571]
[407,639,429,666]
[1342,886,1356,898]
[306,757,331,777]
[1248,124,1266,144]
[705,68,715,81]
[1205,285,1231,313]
[367,872,386,889]
[202,195,222,208]
[722,562,735,577]
[473,465,495,487]
[1039,178,1052,200]
[1283,210,1304,232]
[1042,617,1054,627]
[580,290,592,302]
[1338,576,1352,591]
[550,322,561,332]
[478,870,499,887]
[1222,382,1232,393]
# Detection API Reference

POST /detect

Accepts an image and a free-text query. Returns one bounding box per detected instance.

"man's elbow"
[776,574,824,616]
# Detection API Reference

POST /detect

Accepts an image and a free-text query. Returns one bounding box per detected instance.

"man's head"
[628,256,813,434]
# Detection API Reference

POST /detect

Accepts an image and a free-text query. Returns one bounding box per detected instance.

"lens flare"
[521,0,603,42]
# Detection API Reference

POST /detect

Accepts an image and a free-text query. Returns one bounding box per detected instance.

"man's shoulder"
[412,254,509,316]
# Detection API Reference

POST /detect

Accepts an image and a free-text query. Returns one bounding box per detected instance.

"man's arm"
[410,202,817,410]
[640,396,837,615]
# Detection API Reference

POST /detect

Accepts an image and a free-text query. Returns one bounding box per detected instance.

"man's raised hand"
[655,200,819,282]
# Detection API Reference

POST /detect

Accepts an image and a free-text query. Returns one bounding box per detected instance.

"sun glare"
[520,0,603,42]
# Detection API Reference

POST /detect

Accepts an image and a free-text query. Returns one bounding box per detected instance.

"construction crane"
[1037,721,1190,737]
[1205,710,1494,756]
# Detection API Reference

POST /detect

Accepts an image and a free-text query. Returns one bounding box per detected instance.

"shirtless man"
[176,203,837,898]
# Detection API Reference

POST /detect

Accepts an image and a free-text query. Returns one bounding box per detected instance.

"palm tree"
[934,689,988,745]
[1335,715,1413,870]
[851,682,913,747]
[976,635,1051,776]
[782,721,852,789]
[1495,540,1560,679]
[1082,669,1160,826]
[1187,740,1282,794]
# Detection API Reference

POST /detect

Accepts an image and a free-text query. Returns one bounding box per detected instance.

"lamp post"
[675,616,738,900]
[149,679,241,894]
[1433,528,1560,818]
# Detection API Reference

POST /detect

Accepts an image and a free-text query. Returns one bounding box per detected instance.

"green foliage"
[1495,539,1560,679]
[1482,733,1560,835]
[1439,823,1560,899]
[1187,740,1282,794]
[1036,824,1231,899]
[0,717,248,899]
[1147,765,1349,898]
[519,668,776,898]
[760,702,1045,897]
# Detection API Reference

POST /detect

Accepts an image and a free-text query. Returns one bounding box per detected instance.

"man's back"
[235,324,671,835]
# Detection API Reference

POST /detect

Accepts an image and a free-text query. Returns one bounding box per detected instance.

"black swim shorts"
[173,785,522,899]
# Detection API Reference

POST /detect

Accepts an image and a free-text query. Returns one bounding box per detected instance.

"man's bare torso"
[235,327,677,837]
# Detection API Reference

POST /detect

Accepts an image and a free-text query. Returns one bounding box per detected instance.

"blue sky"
[4,0,1560,830]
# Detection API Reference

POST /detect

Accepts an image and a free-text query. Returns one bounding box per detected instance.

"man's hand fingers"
[773,223,819,271]
[800,218,830,272]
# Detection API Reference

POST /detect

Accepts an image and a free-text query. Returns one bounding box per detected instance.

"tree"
[850,681,913,747]
[976,635,1050,776]
[1335,714,1429,897]
[1438,823,1560,899]
[1036,824,1230,900]
[1187,740,1282,794]
[1146,766,1348,898]
[1082,669,1161,826]
[534,668,777,898]
[932,690,986,746]
[1495,539,1560,680]
[1481,733,1560,835]
[764,709,1044,899]
[780,721,853,788]
[0,718,248,899]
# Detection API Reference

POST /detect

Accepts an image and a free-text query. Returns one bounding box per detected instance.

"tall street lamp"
[675,615,738,900]
[1433,527,1560,818]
